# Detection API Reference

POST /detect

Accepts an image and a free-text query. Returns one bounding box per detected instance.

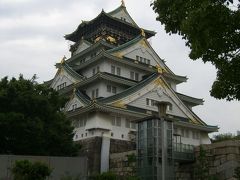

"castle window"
[131,122,136,129]
[111,132,114,137]
[107,85,111,92]
[92,68,96,75]
[72,104,77,110]
[144,58,147,64]
[120,17,126,21]
[107,85,117,94]
[112,117,116,126]
[116,117,121,126]
[112,116,121,127]
[147,60,150,65]
[91,90,95,99]
[125,119,130,128]
[111,65,115,74]
[121,134,124,139]
[57,82,67,90]
[130,71,139,81]
[146,98,150,106]
[192,131,200,139]
[97,66,100,72]
[81,134,83,137]
[112,86,117,94]
[85,133,87,137]
[117,67,121,76]
[136,55,139,61]
[135,73,139,81]
[91,89,99,98]
[130,71,134,80]
[167,104,173,111]
[96,88,99,98]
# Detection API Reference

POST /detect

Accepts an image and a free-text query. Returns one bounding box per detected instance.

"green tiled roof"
[77,72,137,87]
[99,73,159,103]
[65,10,155,42]
[55,62,84,80]
[67,40,115,64]
[107,35,142,53]
[72,51,156,73]
[66,101,147,119]
[176,92,204,106]
[75,90,91,105]
[163,72,187,84]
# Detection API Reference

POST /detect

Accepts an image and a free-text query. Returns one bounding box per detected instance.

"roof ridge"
[107,35,142,53]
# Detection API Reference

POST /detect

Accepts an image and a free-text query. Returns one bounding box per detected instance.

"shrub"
[12,160,52,180]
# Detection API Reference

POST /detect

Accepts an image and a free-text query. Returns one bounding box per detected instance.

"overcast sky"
[0,0,239,136]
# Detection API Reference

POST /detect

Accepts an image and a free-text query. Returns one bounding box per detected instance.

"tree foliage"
[12,160,52,180]
[0,75,79,156]
[151,0,240,101]
[212,132,240,142]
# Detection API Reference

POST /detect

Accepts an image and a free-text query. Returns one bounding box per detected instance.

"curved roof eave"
[64,10,155,42]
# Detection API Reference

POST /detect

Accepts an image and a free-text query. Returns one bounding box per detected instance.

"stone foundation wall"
[76,137,102,174]
[109,150,136,177]
[195,140,240,180]
[110,139,136,153]
[109,140,240,180]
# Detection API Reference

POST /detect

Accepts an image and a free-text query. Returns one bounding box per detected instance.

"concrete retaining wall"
[0,155,87,180]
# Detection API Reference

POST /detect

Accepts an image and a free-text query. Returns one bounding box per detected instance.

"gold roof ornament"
[106,36,116,44]
[156,64,163,73]
[121,0,125,7]
[141,28,145,37]
[60,55,66,64]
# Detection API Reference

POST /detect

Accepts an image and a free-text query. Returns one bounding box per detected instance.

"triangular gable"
[50,63,82,90]
[65,93,86,112]
[108,5,138,27]
[72,40,92,56]
[108,75,205,125]
[109,36,173,74]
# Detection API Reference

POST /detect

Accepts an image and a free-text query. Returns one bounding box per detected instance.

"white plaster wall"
[119,43,166,69]
[73,112,136,141]
[129,88,188,118]
[103,60,147,81]
[81,61,104,78]
[200,132,211,144]
[66,97,84,111]
[110,9,136,25]
[173,126,211,146]
[84,81,125,99]
[51,70,76,90]
[85,112,111,130]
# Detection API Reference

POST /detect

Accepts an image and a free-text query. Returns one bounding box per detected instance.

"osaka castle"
[48,1,217,160]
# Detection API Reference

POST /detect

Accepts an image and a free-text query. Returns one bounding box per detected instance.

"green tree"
[0,75,79,156]
[151,0,240,101]
[12,160,52,180]
[212,132,240,142]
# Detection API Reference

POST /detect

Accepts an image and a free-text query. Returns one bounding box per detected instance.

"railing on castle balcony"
[173,143,195,162]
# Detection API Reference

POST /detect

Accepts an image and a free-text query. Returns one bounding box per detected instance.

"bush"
[89,172,117,180]
[234,167,240,180]
[12,160,52,180]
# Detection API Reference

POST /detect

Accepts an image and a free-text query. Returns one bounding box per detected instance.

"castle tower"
[49,3,217,174]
